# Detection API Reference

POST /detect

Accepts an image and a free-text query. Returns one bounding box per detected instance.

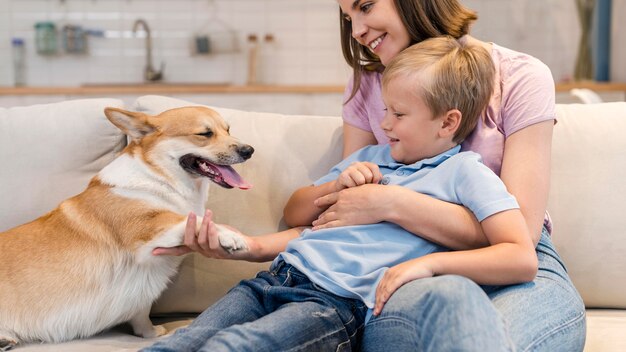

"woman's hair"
[382,36,494,143]
[340,0,478,102]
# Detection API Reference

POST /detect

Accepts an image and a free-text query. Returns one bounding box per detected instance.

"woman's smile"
[368,33,387,51]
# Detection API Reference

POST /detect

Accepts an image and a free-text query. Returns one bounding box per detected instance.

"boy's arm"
[374,209,537,315]
[283,181,339,227]
[426,209,538,283]
[284,161,382,227]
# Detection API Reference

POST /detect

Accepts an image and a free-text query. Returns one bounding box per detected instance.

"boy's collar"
[386,145,461,170]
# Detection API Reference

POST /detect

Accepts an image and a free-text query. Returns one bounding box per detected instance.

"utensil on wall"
[35,21,57,55]
[62,25,87,54]
[195,35,211,54]
[190,0,238,55]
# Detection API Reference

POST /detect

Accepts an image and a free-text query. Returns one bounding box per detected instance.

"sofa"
[1,95,624,351]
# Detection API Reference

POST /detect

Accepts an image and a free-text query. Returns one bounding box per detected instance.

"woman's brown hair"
[340,0,478,102]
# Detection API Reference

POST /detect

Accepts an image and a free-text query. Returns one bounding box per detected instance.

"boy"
[144,36,537,352]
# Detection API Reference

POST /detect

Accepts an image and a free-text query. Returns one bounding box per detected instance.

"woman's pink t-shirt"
[342,43,556,231]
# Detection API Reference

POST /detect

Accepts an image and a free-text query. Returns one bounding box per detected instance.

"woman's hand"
[312,183,394,230]
[152,210,254,261]
[373,257,435,316]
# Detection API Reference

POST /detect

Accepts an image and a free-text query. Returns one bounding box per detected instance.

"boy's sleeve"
[454,154,519,222]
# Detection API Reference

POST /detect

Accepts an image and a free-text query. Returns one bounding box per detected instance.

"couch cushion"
[584,309,626,352]
[0,98,126,231]
[549,102,626,309]
[133,95,345,314]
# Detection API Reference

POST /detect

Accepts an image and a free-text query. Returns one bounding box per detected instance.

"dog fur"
[0,106,253,350]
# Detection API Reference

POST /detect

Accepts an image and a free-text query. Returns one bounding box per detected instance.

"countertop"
[0,84,346,96]
[1,82,625,96]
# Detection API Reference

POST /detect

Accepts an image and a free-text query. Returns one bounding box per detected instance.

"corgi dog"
[0,106,253,350]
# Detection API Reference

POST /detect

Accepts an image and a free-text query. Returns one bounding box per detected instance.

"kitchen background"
[0,0,624,114]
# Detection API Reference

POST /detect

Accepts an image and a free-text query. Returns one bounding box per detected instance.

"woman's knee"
[382,275,483,314]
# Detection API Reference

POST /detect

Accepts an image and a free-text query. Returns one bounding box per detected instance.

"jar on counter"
[35,21,57,55]
[12,38,26,86]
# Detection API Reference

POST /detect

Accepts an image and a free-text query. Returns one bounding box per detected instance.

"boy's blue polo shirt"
[277,144,519,313]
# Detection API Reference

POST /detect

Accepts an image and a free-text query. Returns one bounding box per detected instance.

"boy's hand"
[335,162,383,191]
[373,257,435,316]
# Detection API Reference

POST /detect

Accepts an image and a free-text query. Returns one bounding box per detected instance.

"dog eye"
[197,130,213,138]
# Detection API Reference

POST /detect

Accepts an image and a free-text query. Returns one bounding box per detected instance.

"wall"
[0,0,624,87]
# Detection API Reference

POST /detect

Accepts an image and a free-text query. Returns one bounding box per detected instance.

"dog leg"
[215,224,249,253]
[139,217,248,262]
[129,306,167,338]
[0,332,17,351]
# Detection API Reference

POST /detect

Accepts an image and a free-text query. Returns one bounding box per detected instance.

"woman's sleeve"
[501,58,557,137]
[342,74,374,133]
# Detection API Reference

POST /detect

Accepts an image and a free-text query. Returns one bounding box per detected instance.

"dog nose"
[237,145,254,160]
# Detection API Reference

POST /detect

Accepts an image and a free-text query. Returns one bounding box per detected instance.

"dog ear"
[104,107,156,141]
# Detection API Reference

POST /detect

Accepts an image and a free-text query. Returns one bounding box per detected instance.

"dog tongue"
[215,164,252,190]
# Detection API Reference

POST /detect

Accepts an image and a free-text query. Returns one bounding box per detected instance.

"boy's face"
[381,75,447,164]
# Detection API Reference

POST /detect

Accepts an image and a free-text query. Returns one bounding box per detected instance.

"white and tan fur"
[0,106,253,350]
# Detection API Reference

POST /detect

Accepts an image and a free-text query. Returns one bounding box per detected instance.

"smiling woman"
[281,0,587,350]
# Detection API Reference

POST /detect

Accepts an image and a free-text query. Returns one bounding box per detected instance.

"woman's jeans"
[142,261,367,352]
[361,227,587,352]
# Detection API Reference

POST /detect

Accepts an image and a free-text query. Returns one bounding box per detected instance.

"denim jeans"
[361,227,587,352]
[142,260,367,352]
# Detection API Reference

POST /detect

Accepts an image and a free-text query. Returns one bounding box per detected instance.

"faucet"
[132,19,164,82]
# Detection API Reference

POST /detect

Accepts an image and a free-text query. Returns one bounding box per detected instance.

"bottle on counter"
[11,38,26,86]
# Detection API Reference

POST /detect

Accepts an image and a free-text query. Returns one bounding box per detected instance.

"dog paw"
[217,227,249,253]
[152,325,168,338]
[0,337,17,351]
[136,324,167,339]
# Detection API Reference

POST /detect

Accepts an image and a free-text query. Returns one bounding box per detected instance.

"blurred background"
[0,0,624,114]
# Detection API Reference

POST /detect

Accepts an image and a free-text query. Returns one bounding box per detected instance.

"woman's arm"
[500,120,553,245]
[342,122,377,158]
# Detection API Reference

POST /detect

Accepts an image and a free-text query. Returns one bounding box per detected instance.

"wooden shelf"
[0,84,346,96]
[555,81,626,92]
[1,82,625,96]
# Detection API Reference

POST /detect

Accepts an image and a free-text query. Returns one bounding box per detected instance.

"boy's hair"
[382,36,495,144]
[340,0,478,102]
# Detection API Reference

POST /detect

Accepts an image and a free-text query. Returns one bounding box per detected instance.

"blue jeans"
[361,227,587,351]
[142,260,367,352]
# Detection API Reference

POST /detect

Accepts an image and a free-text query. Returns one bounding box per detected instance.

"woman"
[159,1,585,350]
[283,0,585,350]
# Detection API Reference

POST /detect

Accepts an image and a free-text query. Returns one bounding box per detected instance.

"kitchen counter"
[1,82,626,96]
[0,84,347,96]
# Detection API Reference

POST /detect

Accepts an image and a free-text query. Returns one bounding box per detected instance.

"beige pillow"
[0,98,126,231]
[550,102,626,309]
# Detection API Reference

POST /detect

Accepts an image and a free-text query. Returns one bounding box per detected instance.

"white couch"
[1,95,624,351]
